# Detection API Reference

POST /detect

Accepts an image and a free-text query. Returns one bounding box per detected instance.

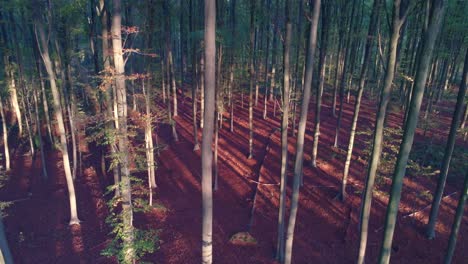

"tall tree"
[444,170,468,264]
[201,0,216,263]
[339,0,382,200]
[34,4,80,226]
[357,1,412,262]
[111,0,134,261]
[284,1,320,263]
[248,0,256,159]
[426,47,468,239]
[276,0,292,260]
[377,1,446,262]
[311,1,329,168]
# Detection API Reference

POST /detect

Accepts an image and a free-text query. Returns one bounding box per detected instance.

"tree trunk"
[340,0,381,200]
[0,99,10,171]
[443,171,468,264]
[164,0,178,117]
[32,88,48,180]
[378,1,446,263]
[111,0,135,261]
[248,0,256,160]
[312,1,330,167]
[357,1,410,262]
[334,0,357,148]
[283,2,320,263]
[201,1,216,263]
[35,16,80,226]
[426,46,467,239]
[276,0,292,260]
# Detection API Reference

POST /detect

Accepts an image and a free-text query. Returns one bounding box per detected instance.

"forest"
[0,0,467,263]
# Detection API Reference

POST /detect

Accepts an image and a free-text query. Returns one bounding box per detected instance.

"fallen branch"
[403,191,457,219]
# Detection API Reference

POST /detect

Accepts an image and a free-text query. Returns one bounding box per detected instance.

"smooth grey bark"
[311,1,329,168]
[443,171,468,264]
[276,0,291,261]
[334,0,357,148]
[248,0,256,160]
[164,0,178,117]
[35,15,80,226]
[357,1,410,263]
[378,1,446,262]
[111,0,135,261]
[340,0,381,200]
[201,1,216,263]
[0,99,9,171]
[284,1,320,263]
[190,0,200,151]
[426,47,468,239]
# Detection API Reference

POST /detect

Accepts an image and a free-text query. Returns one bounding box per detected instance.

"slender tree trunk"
[111,0,135,261]
[340,0,381,200]
[200,55,205,129]
[426,46,467,239]
[35,17,80,226]
[357,1,410,262]
[311,1,330,167]
[0,99,9,171]
[190,0,200,151]
[443,170,468,264]
[32,88,47,180]
[248,0,256,160]
[284,2,320,263]
[377,2,446,263]
[164,0,178,117]
[334,0,357,148]
[201,1,216,263]
[276,0,292,260]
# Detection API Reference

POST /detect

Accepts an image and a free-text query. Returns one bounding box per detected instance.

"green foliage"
[101,179,160,264]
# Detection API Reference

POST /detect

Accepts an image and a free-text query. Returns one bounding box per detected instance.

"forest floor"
[1,86,467,264]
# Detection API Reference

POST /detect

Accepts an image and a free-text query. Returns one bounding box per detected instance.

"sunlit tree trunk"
[201,1,216,263]
[0,99,9,171]
[35,15,80,226]
[357,1,410,262]
[247,0,256,160]
[334,0,357,148]
[284,1,320,263]
[111,0,135,261]
[311,1,330,167]
[340,0,381,200]
[276,0,292,261]
[426,46,467,239]
[377,1,446,263]
[164,0,178,117]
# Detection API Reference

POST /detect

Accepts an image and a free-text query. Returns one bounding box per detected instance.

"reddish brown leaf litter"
[1,89,467,263]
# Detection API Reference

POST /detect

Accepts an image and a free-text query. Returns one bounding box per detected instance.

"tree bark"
[201,1,216,263]
[311,1,330,167]
[357,1,410,262]
[111,0,135,261]
[284,1,320,263]
[0,99,9,171]
[426,46,467,239]
[34,15,80,226]
[248,0,256,160]
[378,1,446,262]
[443,171,468,264]
[276,0,292,260]
[340,0,381,200]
